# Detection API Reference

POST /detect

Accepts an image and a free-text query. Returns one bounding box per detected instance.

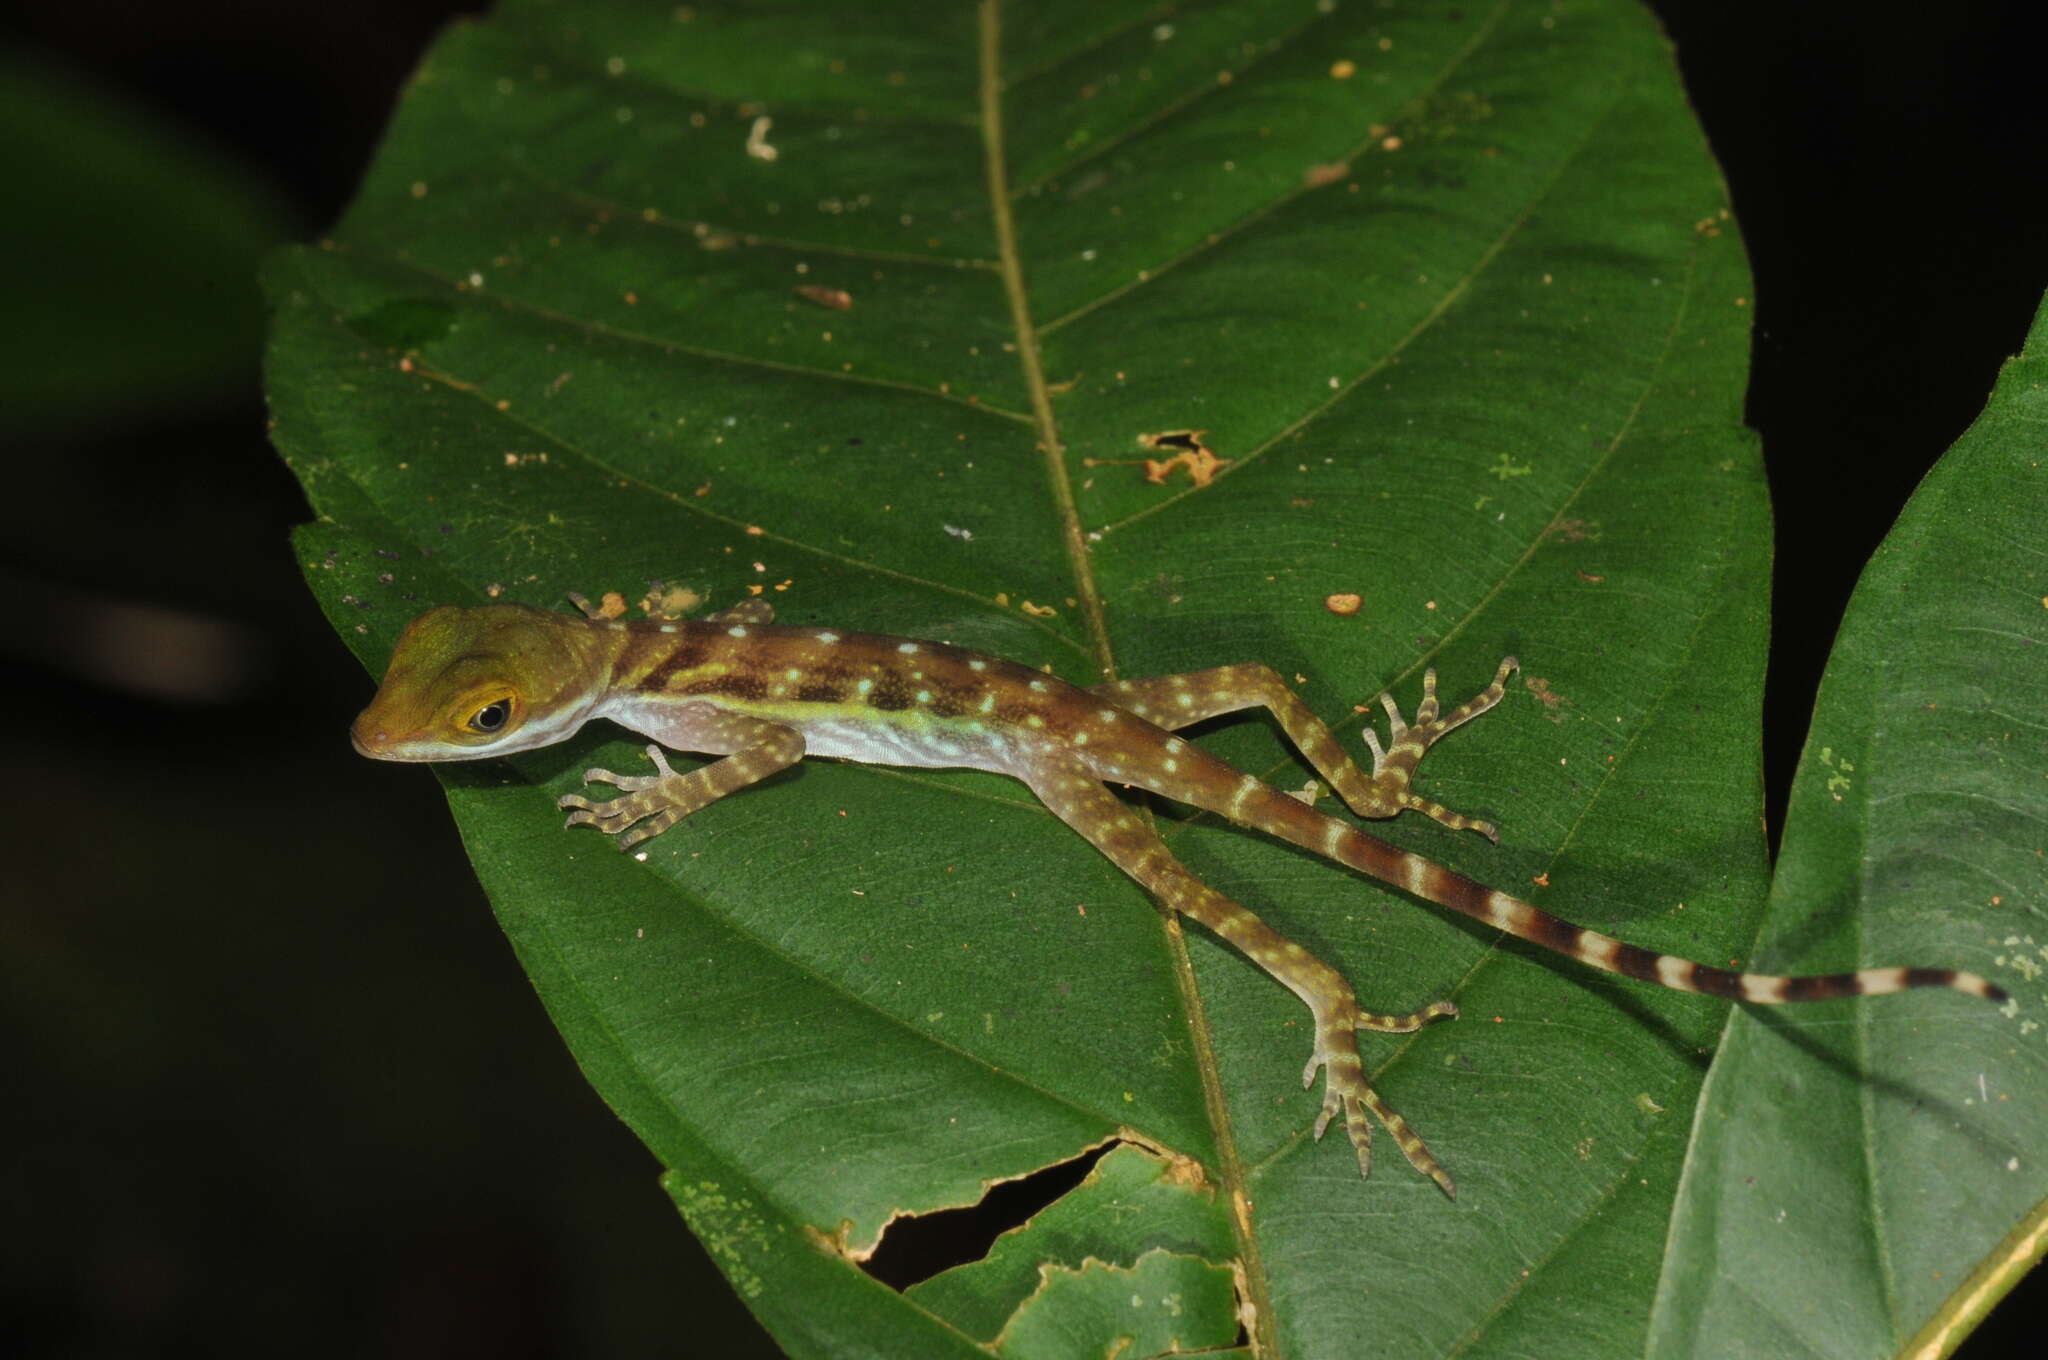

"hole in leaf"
[1135,429,1229,486]
[859,1140,1118,1291]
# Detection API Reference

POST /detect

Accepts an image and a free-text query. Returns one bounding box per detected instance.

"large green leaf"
[267,1,2034,1354]
[1648,299,2048,1357]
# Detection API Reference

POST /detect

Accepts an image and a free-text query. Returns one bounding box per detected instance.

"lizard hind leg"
[1024,761,1459,1194]
[1360,655,1519,840]
[1306,1007,1457,1197]
[1087,657,1516,840]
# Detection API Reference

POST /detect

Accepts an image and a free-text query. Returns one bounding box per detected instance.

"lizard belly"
[795,716,1020,774]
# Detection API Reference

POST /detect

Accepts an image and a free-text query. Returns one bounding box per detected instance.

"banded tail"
[1350,835,2009,1005]
[1230,776,2008,1006]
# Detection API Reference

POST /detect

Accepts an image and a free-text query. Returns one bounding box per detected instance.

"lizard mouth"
[350,719,393,759]
[350,714,429,760]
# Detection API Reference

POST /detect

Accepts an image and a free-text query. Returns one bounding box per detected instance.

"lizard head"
[351,603,610,761]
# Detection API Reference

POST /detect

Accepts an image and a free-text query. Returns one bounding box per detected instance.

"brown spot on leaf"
[794,284,853,311]
[1137,430,1229,487]
[1524,676,1572,723]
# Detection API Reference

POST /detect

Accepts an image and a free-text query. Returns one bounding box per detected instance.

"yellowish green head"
[351,603,610,761]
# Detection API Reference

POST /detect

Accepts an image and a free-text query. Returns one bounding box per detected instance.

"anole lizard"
[352,595,2006,1196]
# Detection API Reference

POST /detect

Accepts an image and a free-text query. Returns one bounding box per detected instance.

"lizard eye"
[467,699,513,734]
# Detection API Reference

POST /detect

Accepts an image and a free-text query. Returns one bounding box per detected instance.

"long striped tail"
[1339,832,2007,1005]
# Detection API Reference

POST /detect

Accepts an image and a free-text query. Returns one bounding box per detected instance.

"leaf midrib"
[976,0,1279,1350]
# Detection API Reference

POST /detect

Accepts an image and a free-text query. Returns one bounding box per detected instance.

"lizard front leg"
[561,717,804,851]
[1091,657,1517,840]
[1025,760,1458,1194]
[565,590,775,625]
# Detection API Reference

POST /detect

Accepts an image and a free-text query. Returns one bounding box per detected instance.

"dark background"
[2,2,2040,1355]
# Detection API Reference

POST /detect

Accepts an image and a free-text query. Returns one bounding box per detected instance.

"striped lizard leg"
[560,718,804,851]
[1026,763,1458,1194]
[1092,657,1518,840]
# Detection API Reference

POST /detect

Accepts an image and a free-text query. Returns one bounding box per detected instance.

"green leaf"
[268,1,2034,1355]
[906,1143,1237,1342]
[990,1244,1242,1357]
[1649,297,2048,1357]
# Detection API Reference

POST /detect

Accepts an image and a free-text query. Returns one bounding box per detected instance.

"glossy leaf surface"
[270,2,2034,1354]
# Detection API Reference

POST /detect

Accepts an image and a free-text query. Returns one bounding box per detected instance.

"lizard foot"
[1356,655,1519,840]
[1304,1001,1457,1196]
[560,745,692,850]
